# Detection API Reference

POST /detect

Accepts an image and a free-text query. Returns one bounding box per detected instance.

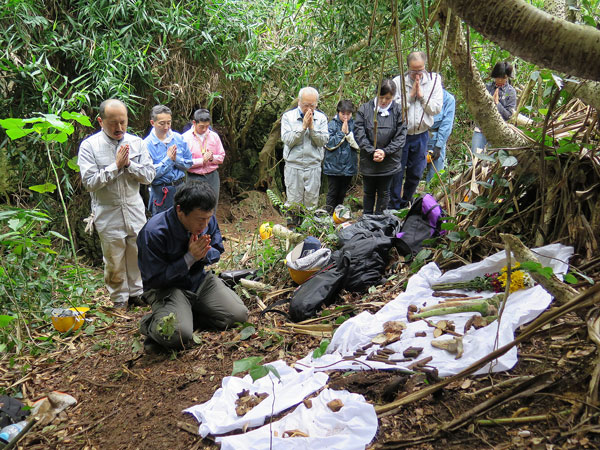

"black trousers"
[325,175,352,213]
[362,175,393,214]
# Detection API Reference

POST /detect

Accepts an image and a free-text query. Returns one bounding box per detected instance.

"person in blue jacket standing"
[323,100,359,213]
[424,89,456,184]
[144,105,193,215]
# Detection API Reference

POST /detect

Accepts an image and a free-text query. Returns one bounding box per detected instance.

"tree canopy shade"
[444,0,600,81]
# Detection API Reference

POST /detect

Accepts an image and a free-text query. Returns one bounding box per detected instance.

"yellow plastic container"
[51,307,90,332]
[285,241,321,285]
[287,266,320,284]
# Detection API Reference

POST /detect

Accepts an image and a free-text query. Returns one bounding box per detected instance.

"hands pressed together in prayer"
[493,88,500,105]
[189,233,212,261]
[341,118,349,134]
[116,144,130,169]
[302,109,314,130]
[411,73,424,100]
[167,144,177,161]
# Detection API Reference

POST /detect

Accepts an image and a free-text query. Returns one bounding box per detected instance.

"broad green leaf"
[441,222,456,231]
[84,324,96,335]
[441,249,454,259]
[67,156,80,172]
[232,356,263,376]
[458,202,477,211]
[335,315,349,325]
[519,261,554,279]
[312,339,330,359]
[249,365,268,381]
[415,249,431,261]
[265,364,281,380]
[447,231,463,242]
[563,273,577,284]
[240,325,256,340]
[0,315,16,328]
[6,128,34,140]
[30,183,57,193]
[557,143,579,154]
[61,111,92,127]
[475,152,496,162]
[468,226,481,237]
[41,131,69,143]
[0,118,25,129]
[497,150,518,167]
[501,156,518,167]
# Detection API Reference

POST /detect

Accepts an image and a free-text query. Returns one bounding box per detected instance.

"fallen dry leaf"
[327,399,344,412]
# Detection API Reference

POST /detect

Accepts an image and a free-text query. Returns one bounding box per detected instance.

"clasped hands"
[116,144,130,169]
[189,234,212,261]
[373,149,385,163]
[302,109,314,130]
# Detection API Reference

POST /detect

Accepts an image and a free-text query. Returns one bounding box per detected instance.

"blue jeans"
[471,131,488,156]
[389,131,429,209]
[424,131,446,184]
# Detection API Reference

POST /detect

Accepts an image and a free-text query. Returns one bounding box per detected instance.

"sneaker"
[112,301,127,309]
[143,337,165,354]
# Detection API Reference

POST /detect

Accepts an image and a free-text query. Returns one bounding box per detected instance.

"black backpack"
[0,396,29,429]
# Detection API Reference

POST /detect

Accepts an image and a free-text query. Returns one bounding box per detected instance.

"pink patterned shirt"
[182,128,226,175]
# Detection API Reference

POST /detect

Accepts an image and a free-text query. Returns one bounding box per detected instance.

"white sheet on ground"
[216,388,378,450]
[183,360,328,438]
[295,243,573,377]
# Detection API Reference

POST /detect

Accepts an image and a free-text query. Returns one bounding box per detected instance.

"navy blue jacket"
[137,207,223,292]
[323,116,358,176]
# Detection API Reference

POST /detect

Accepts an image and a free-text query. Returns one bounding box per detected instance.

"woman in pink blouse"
[182,109,226,210]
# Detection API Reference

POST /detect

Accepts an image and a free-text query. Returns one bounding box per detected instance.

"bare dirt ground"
[5,191,600,450]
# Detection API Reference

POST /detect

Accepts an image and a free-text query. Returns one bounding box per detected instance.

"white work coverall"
[393,72,443,135]
[78,131,155,305]
[280,107,329,208]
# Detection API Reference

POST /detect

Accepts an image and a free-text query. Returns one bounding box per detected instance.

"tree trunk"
[563,80,600,111]
[255,99,298,189]
[542,0,567,20]
[444,0,600,81]
[442,10,528,148]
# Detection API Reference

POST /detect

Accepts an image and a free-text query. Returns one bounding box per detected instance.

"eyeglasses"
[408,69,426,75]
[300,102,317,109]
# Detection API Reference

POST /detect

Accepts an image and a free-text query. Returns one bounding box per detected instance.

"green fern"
[266,189,284,209]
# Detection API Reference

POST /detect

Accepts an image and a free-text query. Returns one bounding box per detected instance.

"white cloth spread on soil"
[183,360,328,438]
[296,243,573,377]
[183,244,572,447]
[216,388,377,450]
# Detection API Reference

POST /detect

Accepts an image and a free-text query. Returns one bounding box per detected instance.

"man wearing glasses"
[280,87,329,227]
[390,51,443,209]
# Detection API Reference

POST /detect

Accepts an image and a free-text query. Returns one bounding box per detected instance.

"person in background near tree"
[182,109,225,211]
[144,105,193,215]
[354,79,407,215]
[137,181,248,353]
[280,87,329,226]
[424,89,456,184]
[78,99,155,309]
[471,61,517,155]
[323,100,359,213]
[390,51,443,209]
